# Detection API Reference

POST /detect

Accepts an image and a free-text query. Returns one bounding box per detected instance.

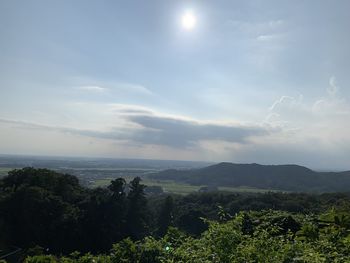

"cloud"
[1,91,349,170]
[312,76,350,115]
[123,113,270,148]
[113,83,153,95]
[267,77,350,124]
[256,33,286,42]
[0,118,125,141]
[71,77,153,96]
[328,76,338,96]
[268,95,298,111]
[264,76,350,158]
[76,86,107,92]
[0,105,272,149]
[77,83,152,95]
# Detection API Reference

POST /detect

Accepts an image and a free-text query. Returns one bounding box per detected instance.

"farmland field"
[91,176,201,195]
[0,165,279,194]
[91,176,279,195]
[0,167,12,177]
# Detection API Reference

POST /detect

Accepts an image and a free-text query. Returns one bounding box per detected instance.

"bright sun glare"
[181,11,196,30]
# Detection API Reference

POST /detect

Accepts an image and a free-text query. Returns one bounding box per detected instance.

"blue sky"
[1,0,350,170]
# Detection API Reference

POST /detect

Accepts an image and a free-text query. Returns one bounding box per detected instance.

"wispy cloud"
[256,34,285,42]
[327,76,338,96]
[0,118,124,141]
[76,86,107,92]
[113,83,153,96]
[268,95,298,111]
[73,80,153,97]
[265,76,350,142]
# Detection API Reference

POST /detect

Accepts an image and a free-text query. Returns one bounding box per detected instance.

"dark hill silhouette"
[149,162,350,192]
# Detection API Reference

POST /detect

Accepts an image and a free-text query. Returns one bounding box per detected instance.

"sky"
[1,0,350,170]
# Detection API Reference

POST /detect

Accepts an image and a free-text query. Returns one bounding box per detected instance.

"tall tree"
[108,178,126,199]
[108,178,127,242]
[126,177,149,240]
[157,195,174,236]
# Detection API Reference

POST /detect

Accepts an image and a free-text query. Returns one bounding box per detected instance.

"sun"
[181,11,196,30]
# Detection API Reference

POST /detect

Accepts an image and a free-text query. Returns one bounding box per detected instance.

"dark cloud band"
[0,113,270,148]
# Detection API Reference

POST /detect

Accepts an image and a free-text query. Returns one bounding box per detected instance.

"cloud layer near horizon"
[0,109,271,149]
[1,77,350,171]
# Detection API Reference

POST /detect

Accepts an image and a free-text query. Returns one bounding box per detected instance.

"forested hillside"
[1,168,350,262]
[150,162,350,192]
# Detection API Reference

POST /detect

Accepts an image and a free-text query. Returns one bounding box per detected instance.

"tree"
[108,178,128,243]
[157,196,174,236]
[108,178,126,199]
[176,210,208,236]
[126,177,149,240]
[79,187,115,252]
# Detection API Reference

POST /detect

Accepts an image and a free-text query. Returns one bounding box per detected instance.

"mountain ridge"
[149,162,350,192]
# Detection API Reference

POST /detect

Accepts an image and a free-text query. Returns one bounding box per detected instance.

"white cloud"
[76,86,107,92]
[263,77,350,166]
[268,95,303,112]
[71,76,153,96]
[312,76,350,115]
[256,33,286,42]
[113,83,153,95]
[328,76,338,96]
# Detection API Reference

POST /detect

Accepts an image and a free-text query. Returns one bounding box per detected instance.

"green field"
[218,186,281,193]
[91,176,201,195]
[91,176,279,195]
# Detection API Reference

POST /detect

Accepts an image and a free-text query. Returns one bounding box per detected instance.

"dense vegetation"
[1,168,350,262]
[150,162,350,192]
[25,209,350,262]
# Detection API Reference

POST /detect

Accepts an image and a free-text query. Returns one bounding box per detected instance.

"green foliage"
[24,210,350,262]
[111,238,138,262]
[298,222,319,241]
[0,168,150,254]
[108,178,126,199]
[156,196,174,236]
[126,177,150,240]
[2,168,350,262]
[24,254,112,263]
[24,255,58,263]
